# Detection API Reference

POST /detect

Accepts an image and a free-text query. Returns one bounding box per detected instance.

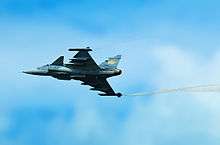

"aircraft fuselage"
[23,64,122,80]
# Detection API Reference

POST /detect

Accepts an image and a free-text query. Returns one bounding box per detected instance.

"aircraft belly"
[70,75,86,78]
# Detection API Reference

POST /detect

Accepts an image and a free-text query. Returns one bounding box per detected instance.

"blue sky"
[1,0,220,145]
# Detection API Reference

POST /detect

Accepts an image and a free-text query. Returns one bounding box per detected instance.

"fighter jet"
[23,47,122,97]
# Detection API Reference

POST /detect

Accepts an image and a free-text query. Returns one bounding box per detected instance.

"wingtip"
[68,47,92,51]
[98,92,122,98]
[116,93,122,97]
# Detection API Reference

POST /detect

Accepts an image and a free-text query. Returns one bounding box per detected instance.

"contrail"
[123,84,220,97]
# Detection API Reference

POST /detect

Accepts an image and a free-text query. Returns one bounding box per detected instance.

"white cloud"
[1,18,220,145]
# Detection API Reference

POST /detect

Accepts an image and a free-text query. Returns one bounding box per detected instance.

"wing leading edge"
[68,47,100,70]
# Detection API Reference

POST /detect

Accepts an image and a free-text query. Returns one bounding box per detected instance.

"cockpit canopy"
[37,64,49,70]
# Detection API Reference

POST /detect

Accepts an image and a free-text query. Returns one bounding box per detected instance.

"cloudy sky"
[1,0,220,145]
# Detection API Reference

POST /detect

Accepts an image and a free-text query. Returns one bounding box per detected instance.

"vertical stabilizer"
[99,55,121,70]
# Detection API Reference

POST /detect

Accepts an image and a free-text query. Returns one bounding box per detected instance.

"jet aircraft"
[23,47,122,97]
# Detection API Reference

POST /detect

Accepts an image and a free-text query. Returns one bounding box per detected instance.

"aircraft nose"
[22,69,46,75]
[22,70,36,75]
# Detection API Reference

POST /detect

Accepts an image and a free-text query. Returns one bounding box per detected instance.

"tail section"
[99,55,121,70]
[51,56,64,65]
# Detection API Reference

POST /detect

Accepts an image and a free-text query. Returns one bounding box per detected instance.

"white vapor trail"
[124,84,220,97]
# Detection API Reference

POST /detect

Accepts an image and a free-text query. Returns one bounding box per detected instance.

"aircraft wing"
[68,48,100,70]
[79,76,116,95]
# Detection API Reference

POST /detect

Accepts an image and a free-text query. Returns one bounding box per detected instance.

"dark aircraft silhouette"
[23,47,122,97]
